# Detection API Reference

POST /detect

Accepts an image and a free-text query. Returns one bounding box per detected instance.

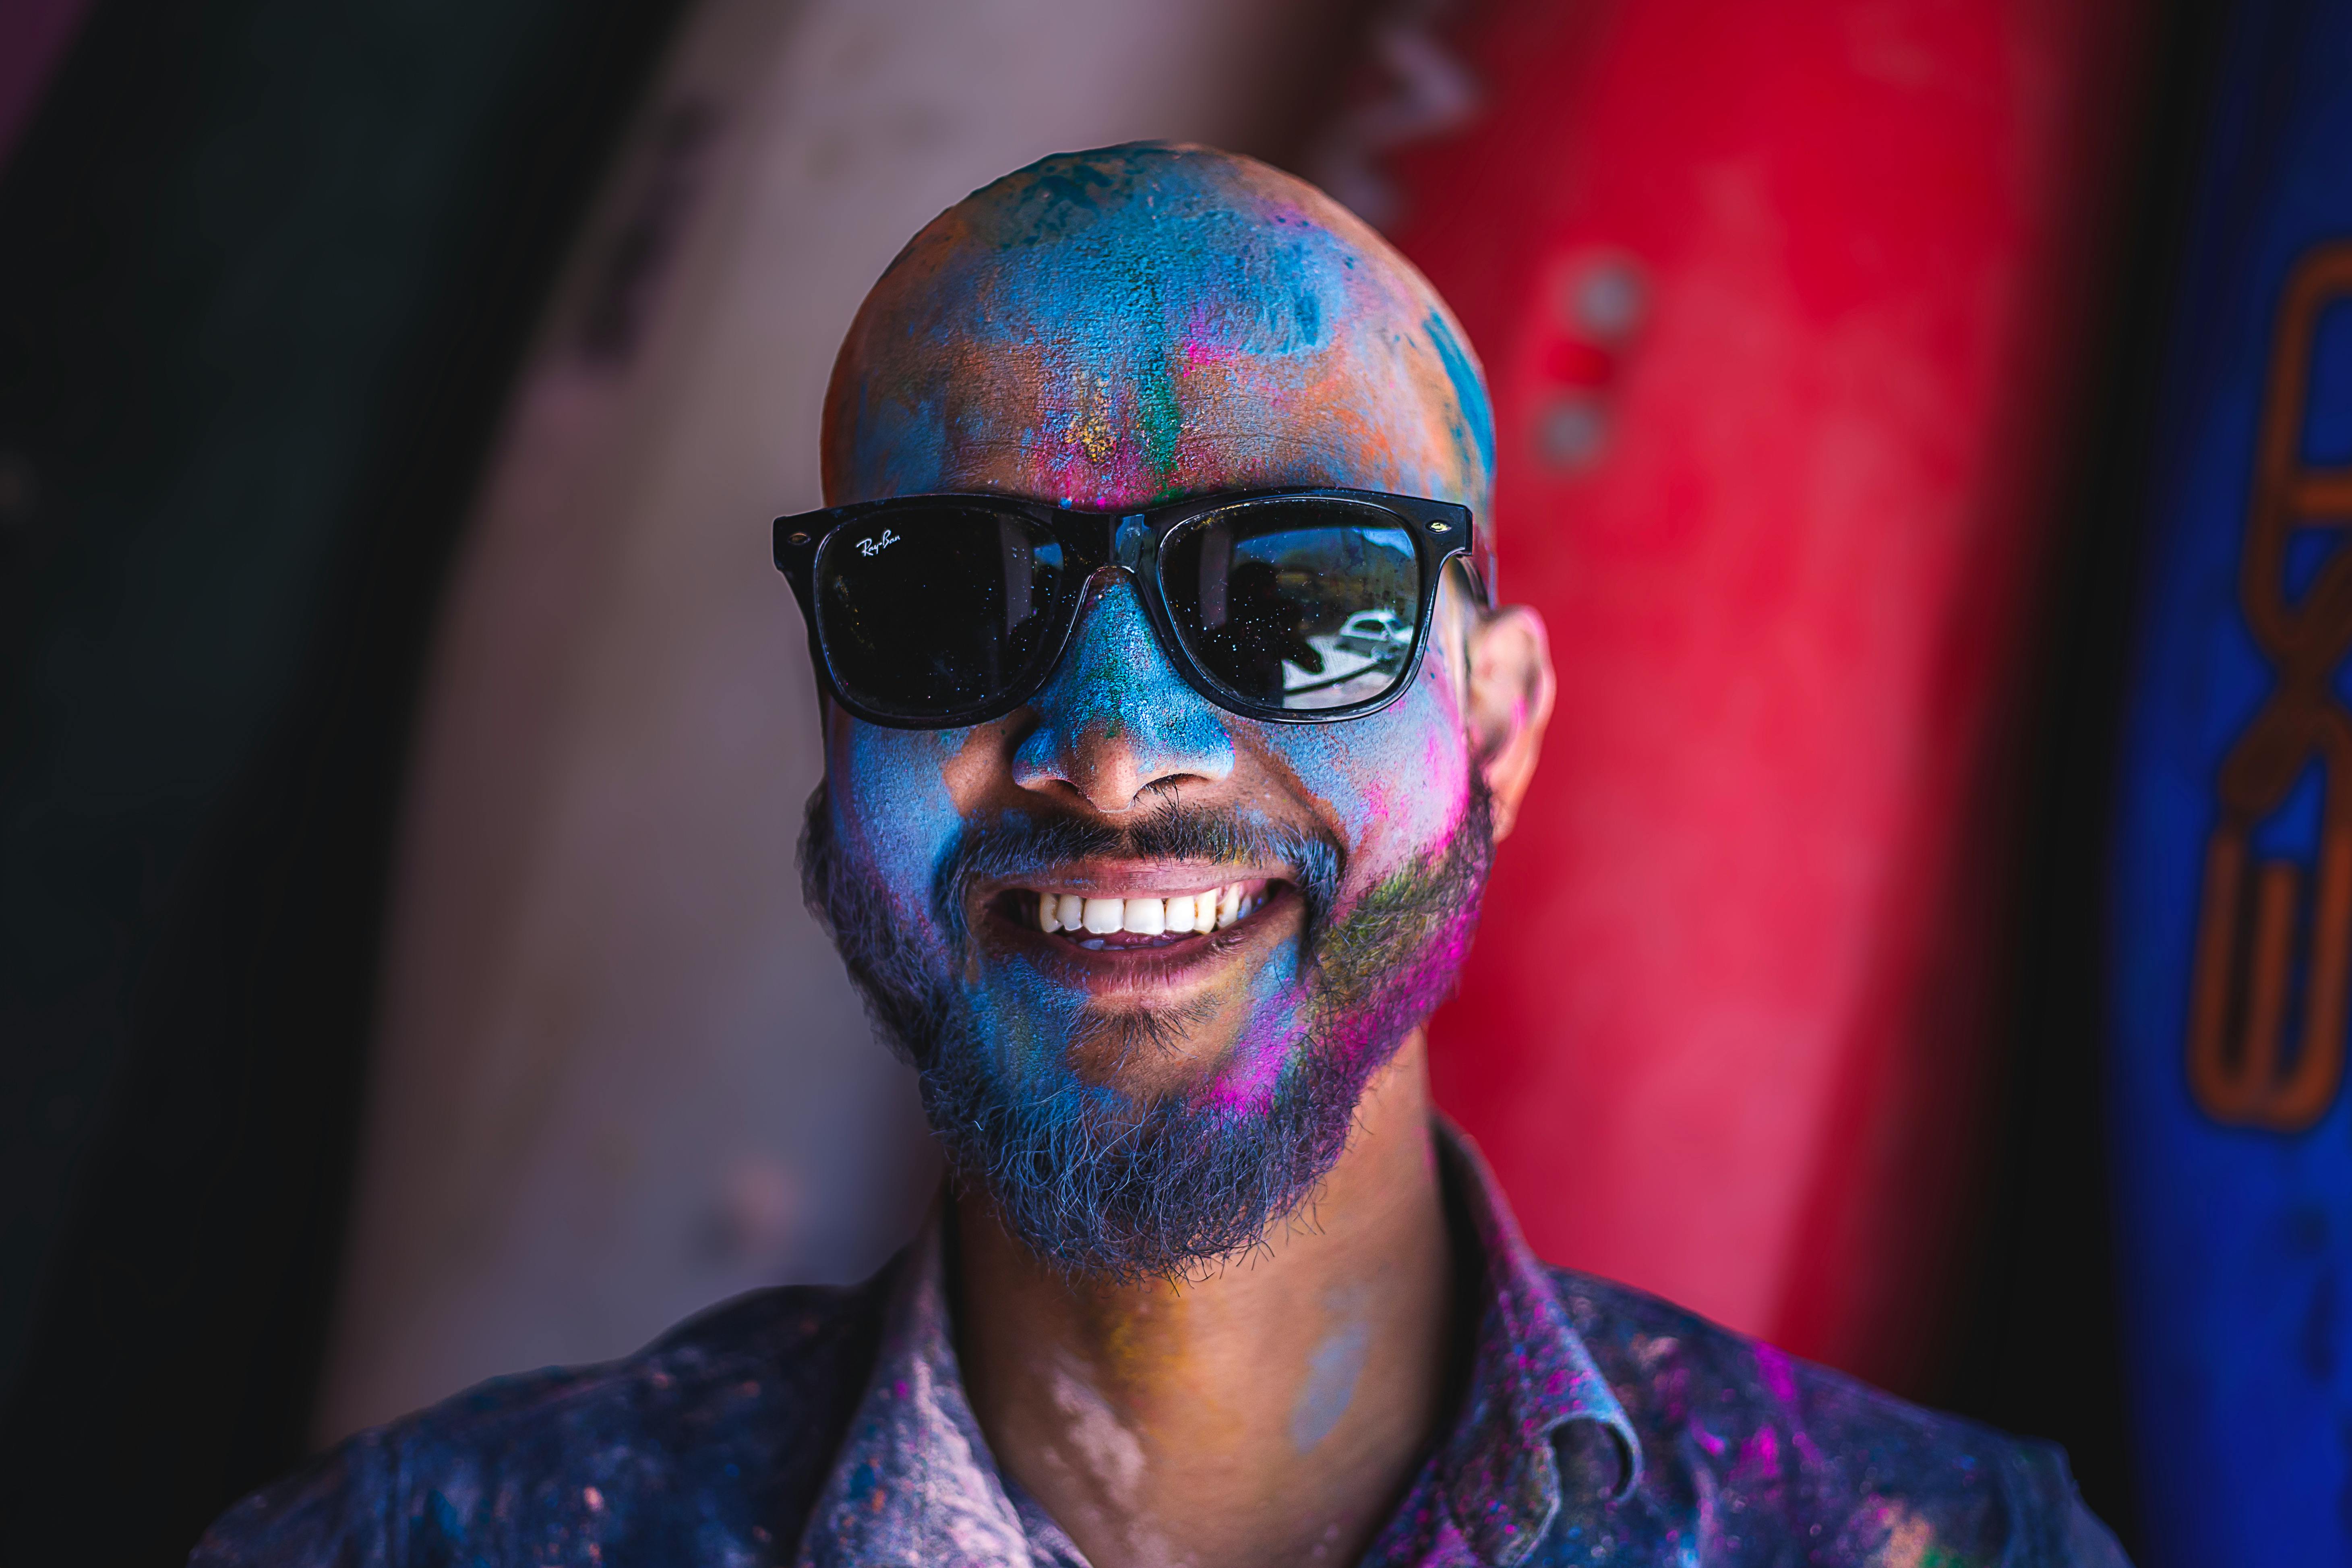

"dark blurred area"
[1934,0,2228,1535]
[0,0,688,1556]
[0,0,2227,1560]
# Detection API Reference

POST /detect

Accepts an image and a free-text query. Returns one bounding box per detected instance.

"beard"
[799,782,1494,1281]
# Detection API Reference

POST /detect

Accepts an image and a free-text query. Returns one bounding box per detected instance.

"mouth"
[981,874,1287,958]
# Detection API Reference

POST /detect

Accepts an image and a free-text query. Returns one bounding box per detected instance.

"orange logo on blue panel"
[2189,242,2352,1131]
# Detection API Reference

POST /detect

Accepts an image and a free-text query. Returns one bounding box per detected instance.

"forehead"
[822,147,1492,514]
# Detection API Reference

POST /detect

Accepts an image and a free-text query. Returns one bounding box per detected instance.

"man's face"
[801,148,1522,1277]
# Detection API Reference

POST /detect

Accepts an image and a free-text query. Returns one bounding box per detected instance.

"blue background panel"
[2111,1,2352,1561]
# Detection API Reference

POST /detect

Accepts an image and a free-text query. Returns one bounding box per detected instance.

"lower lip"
[1058,927,1206,953]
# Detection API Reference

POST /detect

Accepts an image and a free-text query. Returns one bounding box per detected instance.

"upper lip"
[970,861,1297,901]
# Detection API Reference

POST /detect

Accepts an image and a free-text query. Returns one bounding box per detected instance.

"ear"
[1463,604,1555,843]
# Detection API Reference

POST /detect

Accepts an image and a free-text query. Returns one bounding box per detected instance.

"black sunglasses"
[772,487,1482,730]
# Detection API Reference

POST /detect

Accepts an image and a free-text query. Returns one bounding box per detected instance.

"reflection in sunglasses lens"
[1162,503,1423,712]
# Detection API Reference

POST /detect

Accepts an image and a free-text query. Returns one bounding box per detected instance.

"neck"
[954,1032,1456,1568]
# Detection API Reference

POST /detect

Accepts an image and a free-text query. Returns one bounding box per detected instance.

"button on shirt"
[194,1128,2130,1566]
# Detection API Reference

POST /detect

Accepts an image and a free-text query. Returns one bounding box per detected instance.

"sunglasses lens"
[1160,501,1424,713]
[814,505,1069,722]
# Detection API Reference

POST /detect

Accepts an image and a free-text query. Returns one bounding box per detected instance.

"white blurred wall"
[316,0,1369,1443]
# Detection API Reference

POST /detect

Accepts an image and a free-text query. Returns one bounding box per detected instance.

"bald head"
[821,143,1493,520]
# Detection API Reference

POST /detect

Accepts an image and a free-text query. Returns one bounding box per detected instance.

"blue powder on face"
[824,721,971,1003]
[1009,583,1234,782]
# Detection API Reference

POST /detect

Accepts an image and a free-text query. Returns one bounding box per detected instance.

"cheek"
[828,720,968,943]
[1258,674,1474,886]
[966,953,1096,1088]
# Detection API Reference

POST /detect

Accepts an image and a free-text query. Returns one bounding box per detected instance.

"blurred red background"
[1393,0,2143,1395]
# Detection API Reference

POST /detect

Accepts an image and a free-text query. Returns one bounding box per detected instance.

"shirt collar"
[795,1121,1640,1568]
[1426,1125,1641,1566]
[795,1200,1039,1568]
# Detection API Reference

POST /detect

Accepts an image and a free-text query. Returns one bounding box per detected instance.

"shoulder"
[191,1273,891,1567]
[1547,1267,2130,1567]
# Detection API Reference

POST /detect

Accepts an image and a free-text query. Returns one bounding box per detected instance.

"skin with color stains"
[1290,1289,1374,1454]
[813,145,1554,1568]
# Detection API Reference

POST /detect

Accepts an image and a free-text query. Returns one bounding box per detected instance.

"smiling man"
[197,145,2127,1568]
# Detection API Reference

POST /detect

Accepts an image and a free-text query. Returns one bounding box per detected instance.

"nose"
[1012,576,1235,813]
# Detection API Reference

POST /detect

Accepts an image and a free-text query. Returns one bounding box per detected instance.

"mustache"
[928,799,1346,953]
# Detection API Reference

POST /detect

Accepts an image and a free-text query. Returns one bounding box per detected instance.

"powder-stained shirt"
[192,1129,2131,1566]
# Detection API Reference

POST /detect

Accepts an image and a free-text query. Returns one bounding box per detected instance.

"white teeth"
[1032,883,1264,938]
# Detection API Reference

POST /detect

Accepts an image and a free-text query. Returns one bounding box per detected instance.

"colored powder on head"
[820,143,1494,517]
[1422,308,1495,483]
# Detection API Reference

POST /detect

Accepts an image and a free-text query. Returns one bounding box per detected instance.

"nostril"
[1012,724,1230,812]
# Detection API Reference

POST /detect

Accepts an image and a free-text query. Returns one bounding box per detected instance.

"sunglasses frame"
[773,486,1482,730]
